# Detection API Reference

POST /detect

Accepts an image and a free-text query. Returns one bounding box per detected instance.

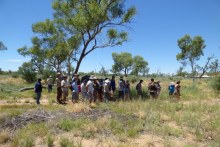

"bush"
[211,76,220,92]
[11,73,19,78]
[18,62,37,83]
[60,138,73,147]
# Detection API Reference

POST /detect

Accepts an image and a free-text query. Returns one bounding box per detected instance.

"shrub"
[47,135,54,147]
[11,73,19,78]
[211,76,220,92]
[18,62,37,83]
[60,138,73,147]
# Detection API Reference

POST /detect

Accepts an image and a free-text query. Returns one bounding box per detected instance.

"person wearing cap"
[56,72,62,104]
[118,76,124,100]
[34,78,42,105]
[86,76,94,104]
[47,75,53,93]
[103,79,110,102]
[168,82,175,98]
[61,75,69,103]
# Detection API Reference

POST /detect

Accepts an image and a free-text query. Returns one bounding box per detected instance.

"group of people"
[34,73,181,105]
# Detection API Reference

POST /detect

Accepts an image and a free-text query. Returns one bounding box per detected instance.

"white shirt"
[81,83,87,93]
[61,80,69,92]
[86,80,94,92]
[104,82,110,93]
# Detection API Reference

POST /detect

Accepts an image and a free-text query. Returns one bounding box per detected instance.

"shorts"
[62,91,68,97]
[88,91,93,100]
[72,92,78,101]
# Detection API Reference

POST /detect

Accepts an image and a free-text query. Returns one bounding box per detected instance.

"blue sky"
[0,0,220,74]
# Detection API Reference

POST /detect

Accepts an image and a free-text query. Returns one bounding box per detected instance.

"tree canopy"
[112,52,148,76]
[0,41,7,51]
[176,34,206,81]
[18,0,136,74]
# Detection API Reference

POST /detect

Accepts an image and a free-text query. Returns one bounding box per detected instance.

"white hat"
[105,79,110,83]
[170,82,174,85]
[93,76,98,80]
[89,75,94,80]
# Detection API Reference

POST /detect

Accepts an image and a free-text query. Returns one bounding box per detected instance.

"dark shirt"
[110,80,116,91]
[35,81,42,93]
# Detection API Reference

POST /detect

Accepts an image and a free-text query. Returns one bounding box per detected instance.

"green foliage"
[47,135,54,147]
[132,55,148,76]
[18,62,37,83]
[60,138,73,147]
[58,118,87,132]
[177,34,206,80]
[0,41,7,51]
[112,52,133,76]
[211,76,220,92]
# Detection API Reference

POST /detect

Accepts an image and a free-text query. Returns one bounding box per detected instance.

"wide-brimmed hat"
[170,82,174,85]
[63,75,67,78]
[57,72,61,75]
[93,76,98,80]
[105,79,110,83]
[89,75,94,80]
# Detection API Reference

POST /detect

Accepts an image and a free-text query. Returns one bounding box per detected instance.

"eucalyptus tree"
[112,52,133,76]
[132,55,148,76]
[53,0,136,73]
[176,34,206,81]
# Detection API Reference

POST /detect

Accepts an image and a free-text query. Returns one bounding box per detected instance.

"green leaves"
[112,52,148,76]
[177,34,206,81]
[0,41,7,51]
[123,6,136,23]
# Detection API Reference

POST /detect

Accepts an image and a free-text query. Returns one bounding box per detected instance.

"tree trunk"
[74,55,84,74]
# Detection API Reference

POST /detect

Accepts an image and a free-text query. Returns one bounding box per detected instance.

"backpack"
[149,83,157,91]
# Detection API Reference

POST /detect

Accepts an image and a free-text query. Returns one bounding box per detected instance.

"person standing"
[81,80,88,101]
[34,78,42,105]
[168,82,175,98]
[93,77,100,102]
[174,81,181,100]
[47,75,53,92]
[56,72,62,104]
[71,78,79,103]
[110,76,116,99]
[86,76,94,104]
[136,80,143,99]
[148,78,158,99]
[118,76,124,100]
[103,79,110,102]
[61,75,69,103]
[124,80,130,101]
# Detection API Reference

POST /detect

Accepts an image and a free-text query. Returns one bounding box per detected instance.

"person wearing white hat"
[168,82,175,97]
[86,76,94,103]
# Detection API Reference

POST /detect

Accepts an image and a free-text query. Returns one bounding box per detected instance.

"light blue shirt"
[72,81,78,92]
